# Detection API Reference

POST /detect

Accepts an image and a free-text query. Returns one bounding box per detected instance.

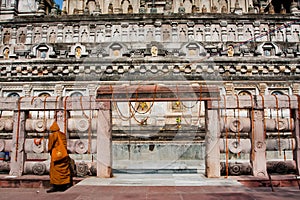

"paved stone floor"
[0,174,300,200]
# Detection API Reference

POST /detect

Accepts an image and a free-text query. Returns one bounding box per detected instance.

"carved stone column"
[258,83,267,95]
[220,21,228,42]
[25,25,33,44]
[205,101,221,177]
[88,84,97,96]
[250,109,267,177]
[57,24,64,43]
[292,83,300,95]
[23,84,32,97]
[42,24,48,43]
[224,82,234,95]
[11,26,17,44]
[9,110,26,176]
[97,102,112,178]
[154,21,161,42]
[55,84,63,96]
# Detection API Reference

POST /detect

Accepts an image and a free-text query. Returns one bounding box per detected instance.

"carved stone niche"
[0,46,16,59]
[109,43,124,57]
[268,88,290,95]
[257,42,282,57]
[69,43,88,59]
[240,45,252,56]
[235,88,257,96]
[29,44,56,59]
[144,42,169,57]
[183,42,206,57]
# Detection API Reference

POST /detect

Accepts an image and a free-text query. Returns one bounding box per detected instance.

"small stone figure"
[3,48,9,59]
[19,31,26,44]
[227,46,234,57]
[178,3,185,14]
[75,47,81,59]
[202,5,207,13]
[259,6,265,14]
[248,5,255,13]
[128,4,133,14]
[3,31,10,45]
[221,5,227,13]
[84,6,89,15]
[62,6,67,15]
[192,5,197,13]
[280,4,286,14]
[165,0,172,12]
[268,3,275,14]
[108,3,113,14]
[151,46,158,57]
[211,4,218,13]
[93,2,101,15]
[235,0,240,8]
[139,4,146,13]
[233,0,243,15]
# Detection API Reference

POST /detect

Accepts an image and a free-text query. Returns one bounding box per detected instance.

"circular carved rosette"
[229,119,243,133]
[254,141,266,152]
[32,140,44,153]
[76,162,89,177]
[229,164,241,176]
[32,163,46,175]
[35,120,46,132]
[228,141,242,154]
[75,140,88,154]
[76,118,89,132]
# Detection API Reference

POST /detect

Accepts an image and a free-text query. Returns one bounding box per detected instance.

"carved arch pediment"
[29,43,56,58]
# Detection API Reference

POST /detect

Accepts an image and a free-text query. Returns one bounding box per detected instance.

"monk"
[47,121,72,193]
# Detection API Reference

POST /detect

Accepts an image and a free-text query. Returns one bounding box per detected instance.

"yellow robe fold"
[48,122,71,185]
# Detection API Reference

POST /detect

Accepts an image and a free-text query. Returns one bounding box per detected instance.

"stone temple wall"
[0,1,300,176]
[0,14,299,97]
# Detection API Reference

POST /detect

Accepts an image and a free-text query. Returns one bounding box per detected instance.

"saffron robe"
[48,122,71,185]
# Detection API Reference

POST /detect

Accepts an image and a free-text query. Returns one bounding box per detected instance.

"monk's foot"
[46,187,58,193]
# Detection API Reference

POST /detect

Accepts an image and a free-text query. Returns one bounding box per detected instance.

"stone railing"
[0,93,299,178]
[207,95,300,177]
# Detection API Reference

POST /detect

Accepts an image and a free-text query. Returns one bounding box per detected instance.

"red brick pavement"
[0,185,299,200]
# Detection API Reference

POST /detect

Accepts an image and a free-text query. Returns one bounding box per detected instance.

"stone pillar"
[224,82,234,95]
[258,83,267,95]
[220,21,228,42]
[292,83,300,95]
[187,22,195,41]
[154,21,162,42]
[96,102,112,178]
[205,101,221,177]
[11,26,17,44]
[250,109,267,177]
[57,24,64,43]
[9,110,26,176]
[292,102,300,175]
[42,24,48,43]
[25,25,33,44]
